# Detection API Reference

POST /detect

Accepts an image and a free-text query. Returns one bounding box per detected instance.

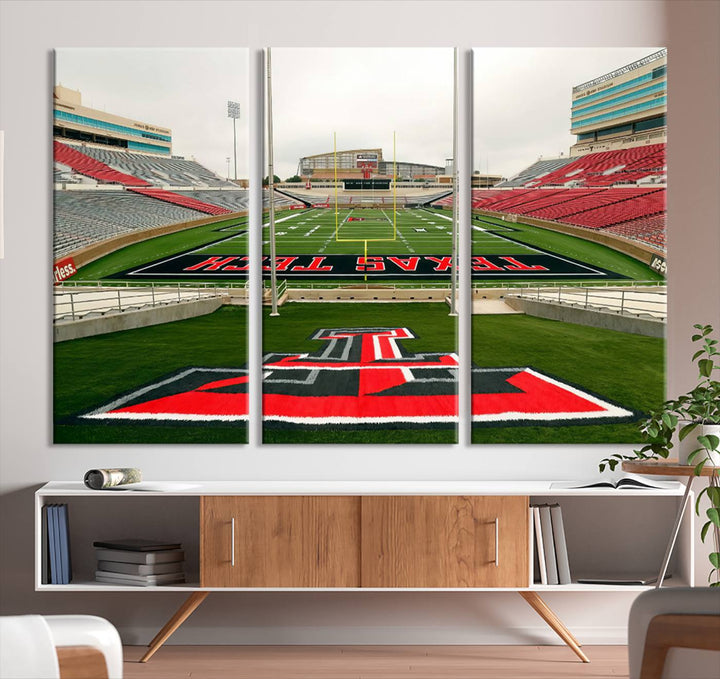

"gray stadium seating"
[496,157,575,188]
[175,190,250,212]
[54,190,206,258]
[75,146,236,188]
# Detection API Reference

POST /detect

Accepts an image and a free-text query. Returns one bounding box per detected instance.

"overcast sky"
[54,48,661,183]
[271,48,453,180]
[56,48,248,178]
[474,48,663,179]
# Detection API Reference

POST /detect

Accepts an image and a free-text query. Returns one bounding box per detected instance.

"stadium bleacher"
[54,191,207,258]
[76,145,235,188]
[128,188,231,215]
[176,190,250,212]
[526,143,666,187]
[444,184,667,251]
[604,214,666,248]
[54,141,151,186]
[496,157,574,188]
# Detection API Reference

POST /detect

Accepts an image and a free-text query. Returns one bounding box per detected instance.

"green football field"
[68,206,661,284]
[265,207,453,255]
[72,215,249,281]
[53,301,662,444]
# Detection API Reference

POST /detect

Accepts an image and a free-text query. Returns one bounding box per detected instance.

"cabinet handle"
[231,517,235,567]
[494,517,499,567]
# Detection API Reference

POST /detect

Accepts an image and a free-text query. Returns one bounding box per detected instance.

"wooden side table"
[622,460,719,588]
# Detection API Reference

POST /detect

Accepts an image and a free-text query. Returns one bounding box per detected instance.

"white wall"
[1,0,718,646]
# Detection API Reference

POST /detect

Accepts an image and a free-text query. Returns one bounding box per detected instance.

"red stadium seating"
[604,214,666,248]
[462,186,667,252]
[53,141,151,187]
[526,143,665,187]
[562,189,665,229]
[128,188,231,216]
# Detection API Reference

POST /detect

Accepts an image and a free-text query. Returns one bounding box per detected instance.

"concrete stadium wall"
[505,296,665,338]
[60,210,248,269]
[54,297,225,342]
[474,209,663,266]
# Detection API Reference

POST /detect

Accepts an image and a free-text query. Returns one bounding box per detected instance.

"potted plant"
[599,323,720,586]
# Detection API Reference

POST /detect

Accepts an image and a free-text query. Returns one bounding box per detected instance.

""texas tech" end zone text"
[180,254,551,278]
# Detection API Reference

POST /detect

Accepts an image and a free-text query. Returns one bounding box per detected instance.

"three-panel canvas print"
[52,47,667,446]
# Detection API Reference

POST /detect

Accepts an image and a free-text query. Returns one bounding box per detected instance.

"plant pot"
[680,423,720,466]
[702,423,720,467]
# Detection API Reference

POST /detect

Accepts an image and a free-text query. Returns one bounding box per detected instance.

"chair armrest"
[57,646,108,679]
[640,614,720,679]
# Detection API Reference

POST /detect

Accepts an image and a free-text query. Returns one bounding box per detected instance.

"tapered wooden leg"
[518,591,590,663]
[140,591,210,663]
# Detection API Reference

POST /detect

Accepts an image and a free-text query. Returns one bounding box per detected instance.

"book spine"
[41,505,49,585]
[94,548,185,564]
[532,506,547,585]
[58,504,71,585]
[550,504,572,585]
[539,505,559,586]
[97,560,184,575]
[49,505,61,585]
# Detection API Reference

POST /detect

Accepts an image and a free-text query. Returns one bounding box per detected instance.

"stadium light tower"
[227,100,241,181]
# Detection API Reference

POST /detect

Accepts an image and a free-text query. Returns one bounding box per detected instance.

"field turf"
[265,207,452,255]
[472,214,662,282]
[54,306,247,444]
[53,299,663,445]
[471,314,664,443]
[69,206,660,285]
[73,215,248,281]
[262,302,458,444]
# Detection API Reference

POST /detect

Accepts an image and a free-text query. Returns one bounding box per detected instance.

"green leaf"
[661,413,678,429]
[692,334,703,342]
[707,486,720,505]
[708,508,720,528]
[710,552,720,568]
[701,522,711,541]
[695,459,708,475]
[692,350,706,361]
[699,359,714,377]
[679,422,699,441]
[705,434,720,451]
[687,448,702,464]
[698,435,720,451]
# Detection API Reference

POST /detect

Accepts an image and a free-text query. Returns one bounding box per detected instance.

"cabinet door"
[200,496,361,587]
[361,496,529,588]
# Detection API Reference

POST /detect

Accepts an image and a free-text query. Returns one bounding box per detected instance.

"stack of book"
[93,539,185,586]
[43,503,72,584]
[531,503,571,586]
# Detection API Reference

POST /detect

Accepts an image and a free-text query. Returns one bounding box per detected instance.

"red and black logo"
[77,327,636,430]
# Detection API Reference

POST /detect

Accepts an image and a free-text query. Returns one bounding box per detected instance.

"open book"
[550,472,679,491]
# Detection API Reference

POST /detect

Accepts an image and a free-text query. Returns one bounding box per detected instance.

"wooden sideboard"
[35,481,692,664]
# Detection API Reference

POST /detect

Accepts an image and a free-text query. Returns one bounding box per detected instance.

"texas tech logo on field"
[78,327,636,429]
[262,327,458,425]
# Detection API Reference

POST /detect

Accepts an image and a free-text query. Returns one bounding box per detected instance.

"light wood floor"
[123,645,630,678]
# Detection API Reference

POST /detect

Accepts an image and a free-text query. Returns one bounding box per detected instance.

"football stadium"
[468,48,667,443]
[52,47,667,445]
[52,52,254,444]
